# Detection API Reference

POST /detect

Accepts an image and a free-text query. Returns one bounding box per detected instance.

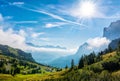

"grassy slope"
[0,71,65,81]
[1,51,120,81]
[0,54,54,74]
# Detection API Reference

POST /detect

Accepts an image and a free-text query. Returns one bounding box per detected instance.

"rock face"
[109,38,120,50]
[103,20,120,40]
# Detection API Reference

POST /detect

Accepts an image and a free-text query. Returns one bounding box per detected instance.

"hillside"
[41,42,120,81]
[0,44,56,76]
[0,49,120,81]
[0,44,34,62]
[1,41,120,81]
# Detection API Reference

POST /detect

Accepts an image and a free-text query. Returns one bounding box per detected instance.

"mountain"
[43,47,120,81]
[0,44,35,62]
[26,42,68,64]
[0,44,56,75]
[109,38,120,50]
[103,20,120,40]
[49,43,95,67]
[1,47,120,81]
[49,20,120,68]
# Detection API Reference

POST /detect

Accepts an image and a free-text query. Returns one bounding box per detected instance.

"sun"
[80,1,96,18]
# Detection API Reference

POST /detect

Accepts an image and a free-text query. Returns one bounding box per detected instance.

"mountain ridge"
[0,44,35,62]
[103,20,120,40]
[49,20,120,68]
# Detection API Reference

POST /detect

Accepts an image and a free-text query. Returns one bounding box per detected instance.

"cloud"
[103,12,120,19]
[87,37,110,50]
[38,10,66,21]
[0,13,76,60]
[39,38,50,41]
[13,21,38,24]
[31,32,45,38]
[45,22,67,28]
[16,7,67,21]
[0,30,73,56]
[0,27,75,56]
[13,5,87,27]
[26,42,67,50]
[0,14,12,21]
[2,0,87,27]
[19,29,27,37]
[0,28,28,50]
[12,2,24,5]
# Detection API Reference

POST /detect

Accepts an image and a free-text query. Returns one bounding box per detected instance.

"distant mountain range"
[49,20,120,68]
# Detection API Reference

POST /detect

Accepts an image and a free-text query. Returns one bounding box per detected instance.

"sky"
[0,0,120,62]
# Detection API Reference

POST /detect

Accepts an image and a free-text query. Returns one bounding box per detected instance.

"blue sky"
[0,0,120,59]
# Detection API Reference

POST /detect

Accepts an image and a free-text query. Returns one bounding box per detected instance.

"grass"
[0,71,65,81]
[1,51,120,81]
[102,52,116,61]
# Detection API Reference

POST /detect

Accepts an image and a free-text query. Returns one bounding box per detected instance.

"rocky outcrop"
[103,20,120,40]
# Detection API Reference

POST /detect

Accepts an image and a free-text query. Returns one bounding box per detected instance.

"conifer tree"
[71,59,74,69]
[78,56,84,69]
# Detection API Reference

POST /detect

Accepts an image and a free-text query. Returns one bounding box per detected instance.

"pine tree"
[78,56,84,69]
[65,65,68,69]
[71,59,74,69]
[117,41,120,55]
[108,46,113,53]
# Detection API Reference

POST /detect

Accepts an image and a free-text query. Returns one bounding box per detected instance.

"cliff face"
[109,38,120,50]
[103,20,120,40]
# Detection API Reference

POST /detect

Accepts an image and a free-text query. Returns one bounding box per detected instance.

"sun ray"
[79,1,96,18]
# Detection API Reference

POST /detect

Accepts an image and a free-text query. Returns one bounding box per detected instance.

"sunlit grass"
[102,52,116,61]
[0,71,65,81]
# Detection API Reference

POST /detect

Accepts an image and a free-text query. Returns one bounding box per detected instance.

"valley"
[0,0,120,81]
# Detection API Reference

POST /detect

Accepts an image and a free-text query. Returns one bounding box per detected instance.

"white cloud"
[13,21,38,24]
[45,22,67,28]
[0,26,74,56]
[31,32,45,38]
[39,10,66,21]
[12,2,24,5]
[39,38,50,41]
[0,27,75,56]
[19,29,27,37]
[0,13,75,58]
[16,6,87,27]
[0,28,28,50]
[87,37,110,50]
